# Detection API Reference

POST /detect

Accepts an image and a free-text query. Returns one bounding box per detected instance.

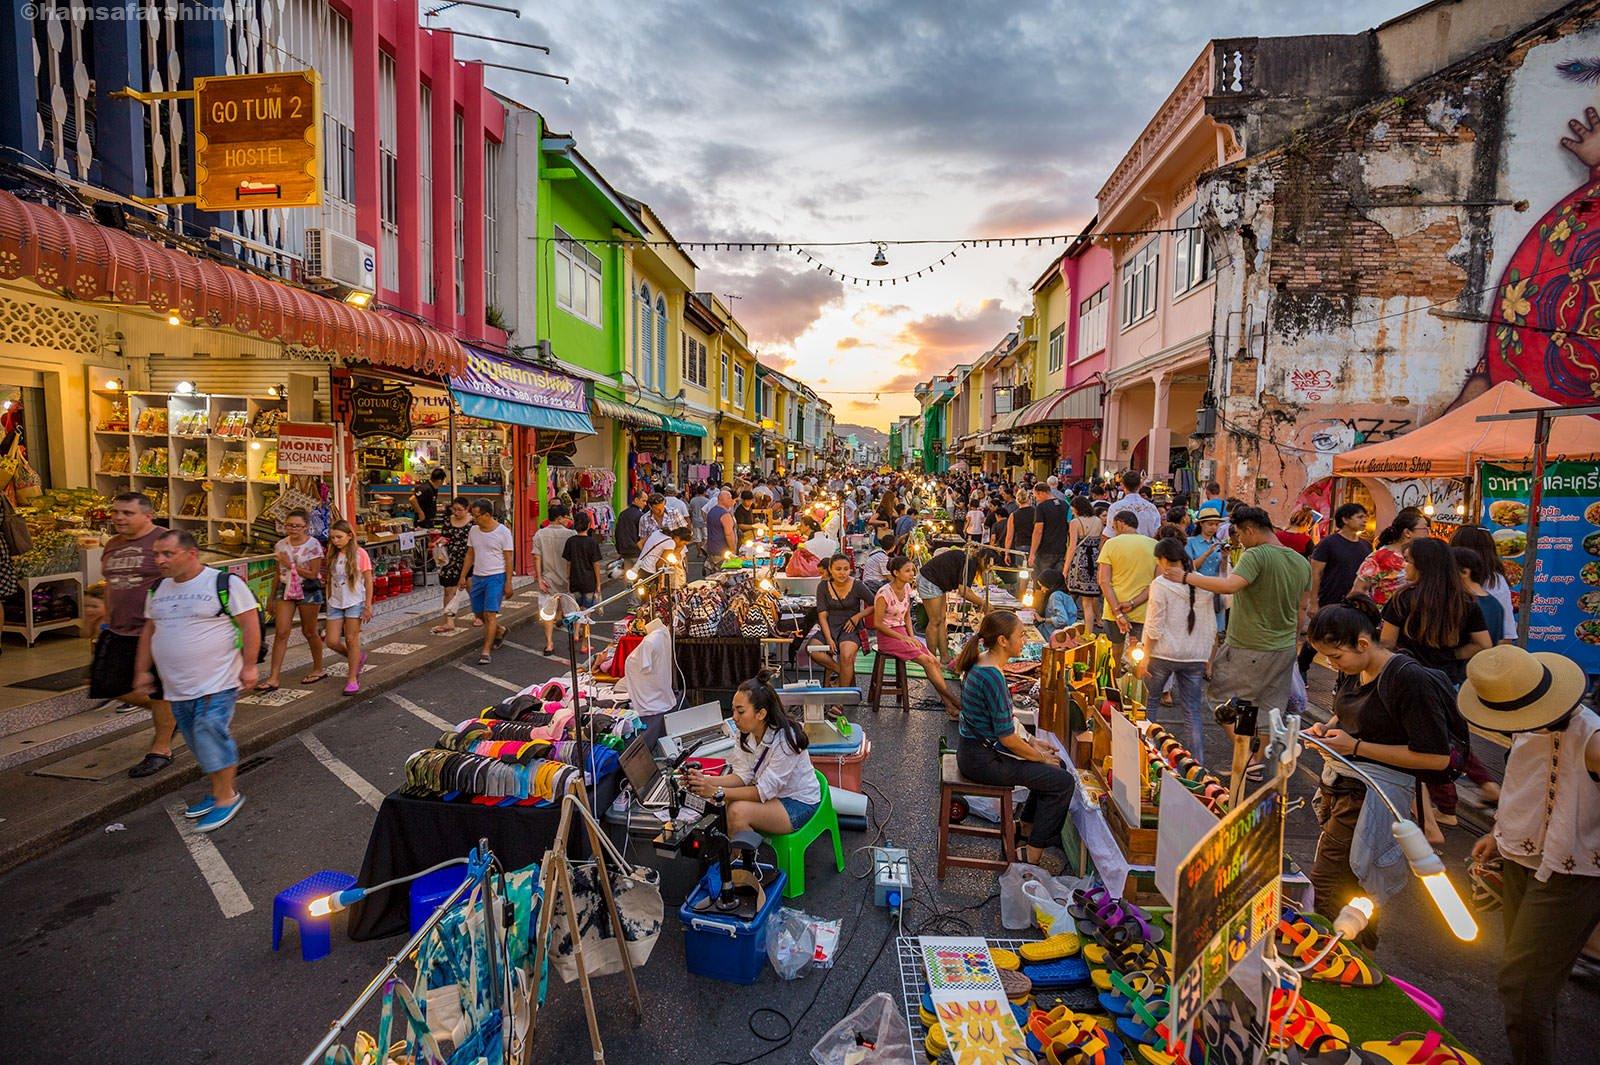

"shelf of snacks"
[85,389,289,557]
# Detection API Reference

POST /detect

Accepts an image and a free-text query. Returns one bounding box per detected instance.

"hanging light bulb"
[1454,503,1465,517]
[1422,499,1436,517]
[870,242,888,268]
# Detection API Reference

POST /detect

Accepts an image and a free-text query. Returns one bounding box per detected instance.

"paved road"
[1,641,1596,1063]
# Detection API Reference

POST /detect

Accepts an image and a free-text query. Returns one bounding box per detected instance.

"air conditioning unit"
[304,228,376,294]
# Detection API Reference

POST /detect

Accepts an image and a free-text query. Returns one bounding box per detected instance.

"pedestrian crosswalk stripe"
[453,661,521,692]
[165,802,254,919]
[385,692,453,731]
[298,733,383,810]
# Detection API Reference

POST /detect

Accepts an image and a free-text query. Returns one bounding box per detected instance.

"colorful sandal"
[1022,954,1093,989]
[991,947,1022,971]
[1358,1032,1480,1065]
[1021,931,1084,962]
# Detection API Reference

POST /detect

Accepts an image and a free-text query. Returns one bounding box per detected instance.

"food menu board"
[1479,461,1600,674]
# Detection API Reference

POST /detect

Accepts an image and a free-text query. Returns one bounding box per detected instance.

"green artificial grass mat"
[849,651,954,681]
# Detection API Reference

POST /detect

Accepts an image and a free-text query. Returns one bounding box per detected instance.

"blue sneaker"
[184,796,217,819]
[195,794,245,833]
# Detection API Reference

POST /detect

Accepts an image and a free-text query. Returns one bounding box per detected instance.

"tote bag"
[548,804,662,983]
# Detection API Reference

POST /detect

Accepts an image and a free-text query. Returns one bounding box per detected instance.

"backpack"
[152,568,269,662]
[1375,652,1468,783]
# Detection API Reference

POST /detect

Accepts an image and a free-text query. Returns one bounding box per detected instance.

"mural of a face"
[1484,45,1600,403]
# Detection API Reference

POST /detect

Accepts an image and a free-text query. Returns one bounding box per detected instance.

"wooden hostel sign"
[194,70,322,212]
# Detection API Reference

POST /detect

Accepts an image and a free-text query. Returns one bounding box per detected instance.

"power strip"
[872,846,910,911]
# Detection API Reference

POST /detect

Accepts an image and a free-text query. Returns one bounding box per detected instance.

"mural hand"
[1560,106,1600,170]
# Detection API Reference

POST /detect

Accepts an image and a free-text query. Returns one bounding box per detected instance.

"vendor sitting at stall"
[811,553,876,688]
[918,545,998,670]
[954,610,1074,874]
[683,673,822,835]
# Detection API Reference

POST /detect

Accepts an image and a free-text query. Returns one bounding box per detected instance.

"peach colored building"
[1098,48,1241,486]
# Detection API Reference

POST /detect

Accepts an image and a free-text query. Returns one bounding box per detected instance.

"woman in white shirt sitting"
[684,672,822,835]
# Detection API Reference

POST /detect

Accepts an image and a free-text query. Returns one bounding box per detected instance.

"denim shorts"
[469,572,506,614]
[325,603,366,619]
[171,689,239,774]
[916,574,944,601]
[574,592,599,608]
[780,797,820,831]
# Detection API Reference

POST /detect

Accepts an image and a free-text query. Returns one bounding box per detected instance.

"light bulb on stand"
[1130,646,1146,665]
[1393,820,1477,940]
[625,568,638,582]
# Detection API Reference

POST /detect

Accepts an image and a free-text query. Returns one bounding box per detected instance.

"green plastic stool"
[764,769,845,899]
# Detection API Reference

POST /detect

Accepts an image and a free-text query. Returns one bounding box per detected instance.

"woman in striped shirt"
[953,610,1076,874]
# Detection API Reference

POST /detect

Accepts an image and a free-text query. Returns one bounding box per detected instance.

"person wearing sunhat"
[1463,644,1600,1065]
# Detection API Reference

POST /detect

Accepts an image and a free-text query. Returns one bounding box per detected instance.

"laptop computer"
[619,736,674,809]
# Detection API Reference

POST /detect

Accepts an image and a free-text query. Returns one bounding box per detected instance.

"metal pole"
[1517,408,1550,648]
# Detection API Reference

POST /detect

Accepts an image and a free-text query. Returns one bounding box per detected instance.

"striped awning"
[591,394,666,428]
[1018,382,1105,426]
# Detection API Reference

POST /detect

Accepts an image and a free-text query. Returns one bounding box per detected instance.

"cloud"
[974,198,1087,238]
[700,261,846,346]
[759,353,797,373]
[835,336,863,350]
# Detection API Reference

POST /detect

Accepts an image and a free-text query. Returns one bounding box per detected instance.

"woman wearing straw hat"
[1463,644,1600,1065]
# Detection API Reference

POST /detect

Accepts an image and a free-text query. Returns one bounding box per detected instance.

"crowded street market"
[4,2,1600,1064]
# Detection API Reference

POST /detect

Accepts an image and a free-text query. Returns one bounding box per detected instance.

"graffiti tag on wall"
[1308,417,1412,453]
[1288,368,1335,402]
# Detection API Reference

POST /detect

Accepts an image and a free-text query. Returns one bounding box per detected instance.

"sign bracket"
[111,88,196,103]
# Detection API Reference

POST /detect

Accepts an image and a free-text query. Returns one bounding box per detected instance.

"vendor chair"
[868,653,909,712]
[764,769,845,898]
[937,754,1015,879]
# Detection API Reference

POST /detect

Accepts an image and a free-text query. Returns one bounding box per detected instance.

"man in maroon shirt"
[93,493,175,778]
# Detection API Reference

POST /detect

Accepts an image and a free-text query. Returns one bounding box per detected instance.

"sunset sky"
[450,0,1406,429]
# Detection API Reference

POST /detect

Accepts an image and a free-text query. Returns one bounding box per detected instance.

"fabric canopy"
[664,416,707,438]
[451,389,595,435]
[1019,381,1104,426]
[1333,381,1600,478]
[0,190,464,375]
[591,394,665,428]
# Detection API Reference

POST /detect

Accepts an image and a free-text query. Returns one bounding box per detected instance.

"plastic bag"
[810,991,915,1065]
[1021,872,1094,934]
[768,907,817,981]
[1000,863,1050,930]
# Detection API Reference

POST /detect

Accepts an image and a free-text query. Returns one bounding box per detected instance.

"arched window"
[655,296,668,392]
[637,282,653,390]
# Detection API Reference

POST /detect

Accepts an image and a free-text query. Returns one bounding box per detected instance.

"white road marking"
[297,733,383,809]
[165,802,254,919]
[501,639,554,656]
[453,661,521,692]
[386,692,454,731]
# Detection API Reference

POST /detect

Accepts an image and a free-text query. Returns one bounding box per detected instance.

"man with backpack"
[133,529,260,833]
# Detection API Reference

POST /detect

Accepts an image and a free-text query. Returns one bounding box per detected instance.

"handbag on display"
[0,493,30,555]
[548,810,662,983]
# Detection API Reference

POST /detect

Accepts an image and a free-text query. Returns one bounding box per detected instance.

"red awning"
[0,190,464,376]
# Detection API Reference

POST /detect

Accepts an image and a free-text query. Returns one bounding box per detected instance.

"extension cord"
[872,845,909,911]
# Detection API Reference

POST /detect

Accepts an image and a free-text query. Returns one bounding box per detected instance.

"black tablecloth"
[675,637,763,706]
[347,772,619,941]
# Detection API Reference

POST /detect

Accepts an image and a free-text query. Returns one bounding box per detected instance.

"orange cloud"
[873,298,1021,392]
[835,336,862,350]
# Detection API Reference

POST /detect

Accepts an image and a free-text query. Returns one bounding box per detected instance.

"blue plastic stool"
[273,870,356,962]
[409,865,473,933]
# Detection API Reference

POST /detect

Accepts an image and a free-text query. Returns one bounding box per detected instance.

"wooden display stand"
[526,786,644,1064]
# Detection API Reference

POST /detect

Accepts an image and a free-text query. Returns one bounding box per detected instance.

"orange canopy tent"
[1332,382,1600,479]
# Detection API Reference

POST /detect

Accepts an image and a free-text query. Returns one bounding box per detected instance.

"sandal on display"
[1000,967,1034,1000]
[1358,1032,1481,1065]
[991,947,1022,970]
[1021,931,1084,962]
[1022,954,1093,989]
[1028,1006,1123,1065]
[1034,987,1104,1014]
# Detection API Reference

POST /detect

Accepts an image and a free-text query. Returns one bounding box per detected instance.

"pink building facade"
[1056,234,1113,480]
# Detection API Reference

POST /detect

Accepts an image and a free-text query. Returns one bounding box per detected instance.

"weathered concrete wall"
[1201,1,1600,522]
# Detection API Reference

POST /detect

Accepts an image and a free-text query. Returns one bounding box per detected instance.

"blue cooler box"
[678,863,787,984]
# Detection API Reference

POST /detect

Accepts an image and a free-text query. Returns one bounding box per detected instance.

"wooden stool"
[868,653,909,711]
[937,753,1016,878]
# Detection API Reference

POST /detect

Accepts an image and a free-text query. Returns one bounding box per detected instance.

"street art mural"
[1485,31,1600,405]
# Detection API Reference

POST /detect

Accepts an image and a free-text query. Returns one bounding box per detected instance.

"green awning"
[664,416,708,438]
[591,394,666,429]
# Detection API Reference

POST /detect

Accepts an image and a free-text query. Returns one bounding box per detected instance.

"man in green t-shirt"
[1181,506,1311,717]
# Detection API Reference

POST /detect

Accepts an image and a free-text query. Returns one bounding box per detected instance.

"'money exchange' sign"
[194,70,322,212]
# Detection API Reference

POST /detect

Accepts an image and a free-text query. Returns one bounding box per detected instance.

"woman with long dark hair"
[1352,507,1428,605]
[1450,524,1516,643]
[812,554,874,687]
[872,555,963,716]
[1379,537,1492,685]
[1304,597,1457,944]
[1064,495,1104,632]
[953,610,1076,873]
[683,672,821,835]
[1138,538,1217,761]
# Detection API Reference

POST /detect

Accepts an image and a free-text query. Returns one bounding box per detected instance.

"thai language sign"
[1479,462,1600,672]
[1169,780,1284,1046]
[451,347,587,414]
[194,70,321,212]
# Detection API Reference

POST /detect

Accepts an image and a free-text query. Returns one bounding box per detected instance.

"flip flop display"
[1358,1032,1480,1065]
[1021,955,1092,989]
[1021,931,1084,962]
[1028,1005,1124,1065]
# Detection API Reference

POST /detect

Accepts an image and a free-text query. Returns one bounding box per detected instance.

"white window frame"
[1047,324,1065,374]
[734,364,746,408]
[484,138,500,318]
[1120,241,1158,329]
[1076,284,1108,360]
[378,52,399,292]
[1172,203,1213,296]
[654,296,668,392]
[452,111,465,316]
[420,84,434,305]
[555,226,604,328]
[721,353,731,402]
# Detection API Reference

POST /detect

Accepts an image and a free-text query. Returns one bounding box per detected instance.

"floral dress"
[437,518,472,585]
